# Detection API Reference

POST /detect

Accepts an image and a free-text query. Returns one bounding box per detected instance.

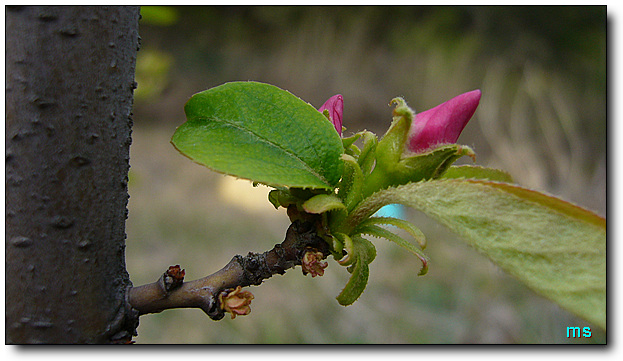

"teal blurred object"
[374,204,406,219]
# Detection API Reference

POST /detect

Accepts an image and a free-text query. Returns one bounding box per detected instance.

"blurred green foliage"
[134,48,173,101]
[127,6,606,344]
[139,5,179,26]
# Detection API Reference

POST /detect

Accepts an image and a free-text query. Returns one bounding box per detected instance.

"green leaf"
[268,189,299,209]
[363,144,475,197]
[441,165,513,183]
[341,133,361,151]
[355,223,429,276]
[358,216,427,249]
[336,258,369,306]
[336,235,377,306]
[171,81,344,189]
[356,179,606,329]
[397,145,476,182]
[337,154,365,212]
[372,98,413,174]
[333,232,353,264]
[302,194,346,214]
[357,131,378,176]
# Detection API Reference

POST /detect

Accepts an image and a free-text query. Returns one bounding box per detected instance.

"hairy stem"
[127,219,329,320]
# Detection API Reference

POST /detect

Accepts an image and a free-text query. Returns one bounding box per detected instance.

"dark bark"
[6,6,140,344]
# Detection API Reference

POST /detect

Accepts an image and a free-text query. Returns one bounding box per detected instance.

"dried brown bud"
[163,265,185,292]
[301,250,327,277]
[219,286,254,319]
[166,265,185,281]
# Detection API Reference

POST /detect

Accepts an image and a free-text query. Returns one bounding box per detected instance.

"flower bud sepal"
[362,97,476,197]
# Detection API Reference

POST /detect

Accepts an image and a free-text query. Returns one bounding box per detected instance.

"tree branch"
[127,218,330,320]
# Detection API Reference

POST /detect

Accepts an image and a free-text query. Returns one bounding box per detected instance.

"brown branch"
[126,219,330,320]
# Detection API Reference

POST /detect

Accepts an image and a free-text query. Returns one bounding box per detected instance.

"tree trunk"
[5,6,140,344]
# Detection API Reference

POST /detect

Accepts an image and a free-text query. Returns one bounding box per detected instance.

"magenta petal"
[318,94,343,135]
[407,90,481,153]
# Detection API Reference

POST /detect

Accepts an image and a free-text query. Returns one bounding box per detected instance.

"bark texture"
[6,6,140,344]
[128,218,330,320]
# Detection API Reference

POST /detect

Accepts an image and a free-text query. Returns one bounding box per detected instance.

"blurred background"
[126,6,606,343]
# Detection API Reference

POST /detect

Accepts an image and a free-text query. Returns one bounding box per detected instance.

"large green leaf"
[171,81,344,189]
[441,165,513,183]
[350,179,606,329]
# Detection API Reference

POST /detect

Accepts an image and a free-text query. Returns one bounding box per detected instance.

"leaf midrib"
[195,115,333,188]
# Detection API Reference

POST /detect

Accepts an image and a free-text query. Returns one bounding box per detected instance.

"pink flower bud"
[407,90,481,153]
[318,94,344,135]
